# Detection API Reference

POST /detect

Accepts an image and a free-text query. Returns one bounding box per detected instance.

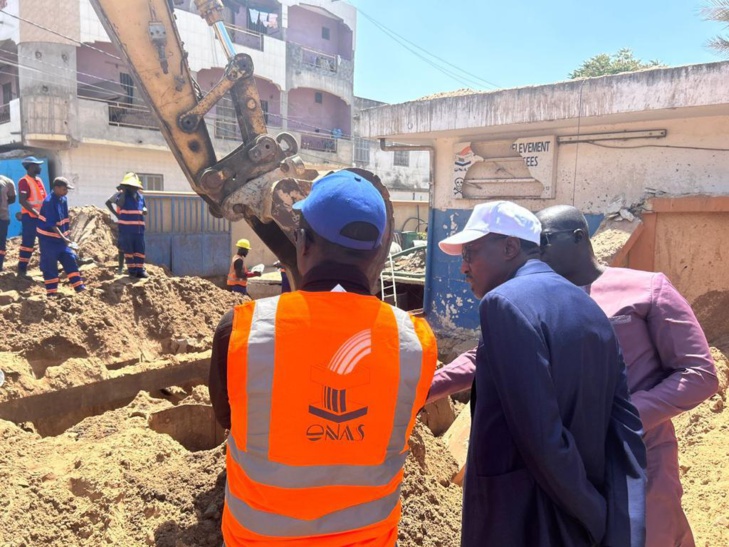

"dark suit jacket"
[462,260,646,547]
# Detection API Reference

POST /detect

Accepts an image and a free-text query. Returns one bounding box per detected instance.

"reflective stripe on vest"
[118,193,145,228]
[20,175,46,217]
[227,255,247,287]
[224,293,436,544]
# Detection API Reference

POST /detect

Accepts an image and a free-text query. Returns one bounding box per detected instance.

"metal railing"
[223,23,264,51]
[300,46,337,73]
[300,131,338,153]
[79,95,159,131]
[0,103,9,125]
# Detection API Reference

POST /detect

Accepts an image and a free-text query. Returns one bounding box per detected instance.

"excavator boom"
[89,0,393,291]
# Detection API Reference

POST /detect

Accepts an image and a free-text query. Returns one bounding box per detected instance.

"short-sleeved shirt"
[0,177,16,221]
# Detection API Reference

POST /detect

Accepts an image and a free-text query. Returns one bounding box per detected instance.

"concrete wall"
[360,62,729,332]
[54,144,190,208]
[653,212,729,305]
[285,3,354,59]
[20,0,79,44]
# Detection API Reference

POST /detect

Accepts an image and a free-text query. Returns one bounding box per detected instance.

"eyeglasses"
[540,229,577,248]
[461,234,507,263]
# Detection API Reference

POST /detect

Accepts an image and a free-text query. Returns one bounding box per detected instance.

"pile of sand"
[0,390,463,546]
[677,348,729,547]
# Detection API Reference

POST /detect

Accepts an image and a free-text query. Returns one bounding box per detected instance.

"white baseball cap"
[438,201,542,256]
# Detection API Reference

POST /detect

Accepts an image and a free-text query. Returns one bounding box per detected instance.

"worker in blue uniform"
[110,173,148,278]
[36,177,85,297]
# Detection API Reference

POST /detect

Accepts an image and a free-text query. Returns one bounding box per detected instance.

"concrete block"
[419,396,456,437]
[442,405,471,486]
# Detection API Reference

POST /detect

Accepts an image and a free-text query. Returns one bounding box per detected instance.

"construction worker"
[0,175,16,271]
[36,177,85,296]
[209,169,437,546]
[105,184,126,274]
[227,239,260,294]
[110,173,148,278]
[438,201,646,547]
[16,156,47,278]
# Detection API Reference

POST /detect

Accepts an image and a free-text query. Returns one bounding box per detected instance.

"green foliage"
[702,0,729,57]
[569,48,664,79]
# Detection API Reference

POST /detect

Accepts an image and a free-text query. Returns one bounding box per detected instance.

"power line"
[357,9,501,91]
[0,9,122,61]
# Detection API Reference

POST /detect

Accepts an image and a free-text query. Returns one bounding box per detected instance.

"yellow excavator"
[88,0,393,290]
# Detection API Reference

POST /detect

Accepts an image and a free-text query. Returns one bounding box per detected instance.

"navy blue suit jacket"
[462,260,646,547]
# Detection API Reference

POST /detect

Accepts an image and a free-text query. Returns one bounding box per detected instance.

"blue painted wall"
[0,158,50,237]
[424,207,604,332]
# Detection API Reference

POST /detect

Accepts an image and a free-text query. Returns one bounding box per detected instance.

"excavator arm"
[89,0,394,291]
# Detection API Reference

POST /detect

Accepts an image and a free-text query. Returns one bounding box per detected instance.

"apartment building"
[0,0,357,207]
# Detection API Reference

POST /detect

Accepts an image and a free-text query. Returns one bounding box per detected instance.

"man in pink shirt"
[430,205,718,546]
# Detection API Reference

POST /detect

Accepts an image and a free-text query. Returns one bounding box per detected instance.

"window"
[2,83,12,104]
[214,95,240,140]
[354,137,370,164]
[322,27,330,40]
[393,150,410,167]
[314,92,323,104]
[261,99,269,124]
[138,173,164,192]
[120,72,134,104]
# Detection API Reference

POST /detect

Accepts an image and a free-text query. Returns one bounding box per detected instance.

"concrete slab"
[442,405,471,486]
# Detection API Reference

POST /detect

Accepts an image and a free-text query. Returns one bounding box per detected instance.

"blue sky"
[348,0,727,104]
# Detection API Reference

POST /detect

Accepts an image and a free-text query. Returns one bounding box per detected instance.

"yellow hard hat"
[120,172,143,189]
[236,239,251,250]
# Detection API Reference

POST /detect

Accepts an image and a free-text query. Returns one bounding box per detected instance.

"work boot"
[136,270,149,279]
[17,270,30,280]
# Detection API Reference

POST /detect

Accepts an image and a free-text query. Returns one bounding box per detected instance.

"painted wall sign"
[452,136,557,199]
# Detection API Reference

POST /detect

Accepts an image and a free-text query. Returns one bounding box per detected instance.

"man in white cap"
[439,201,646,547]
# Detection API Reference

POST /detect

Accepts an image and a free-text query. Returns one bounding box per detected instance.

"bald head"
[536,205,601,285]
[536,205,589,233]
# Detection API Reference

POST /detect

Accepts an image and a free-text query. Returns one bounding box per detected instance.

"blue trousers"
[0,218,8,270]
[39,240,85,296]
[119,232,146,275]
[18,216,40,273]
[229,284,247,295]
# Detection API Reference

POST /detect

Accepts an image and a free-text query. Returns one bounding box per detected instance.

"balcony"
[223,23,264,52]
[287,43,354,102]
[290,130,353,168]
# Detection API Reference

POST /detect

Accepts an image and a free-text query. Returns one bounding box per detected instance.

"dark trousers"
[229,284,247,295]
[0,218,8,270]
[18,216,39,273]
[39,240,85,296]
[119,231,146,275]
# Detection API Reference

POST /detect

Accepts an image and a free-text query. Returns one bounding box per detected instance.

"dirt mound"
[68,206,119,264]
[393,248,426,275]
[0,393,462,547]
[676,347,729,547]
[692,291,729,352]
[0,270,247,401]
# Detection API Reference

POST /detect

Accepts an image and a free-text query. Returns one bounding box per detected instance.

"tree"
[569,48,664,79]
[702,0,729,57]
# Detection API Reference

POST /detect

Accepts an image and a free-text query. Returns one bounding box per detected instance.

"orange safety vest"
[224,292,437,546]
[19,175,46,218]
[227,255,247,287]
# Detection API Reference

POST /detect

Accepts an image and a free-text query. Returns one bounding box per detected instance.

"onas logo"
[307,329,371,441]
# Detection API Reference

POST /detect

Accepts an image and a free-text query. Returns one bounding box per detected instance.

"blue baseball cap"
[22,156,43,165]
[293,170,387,250]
